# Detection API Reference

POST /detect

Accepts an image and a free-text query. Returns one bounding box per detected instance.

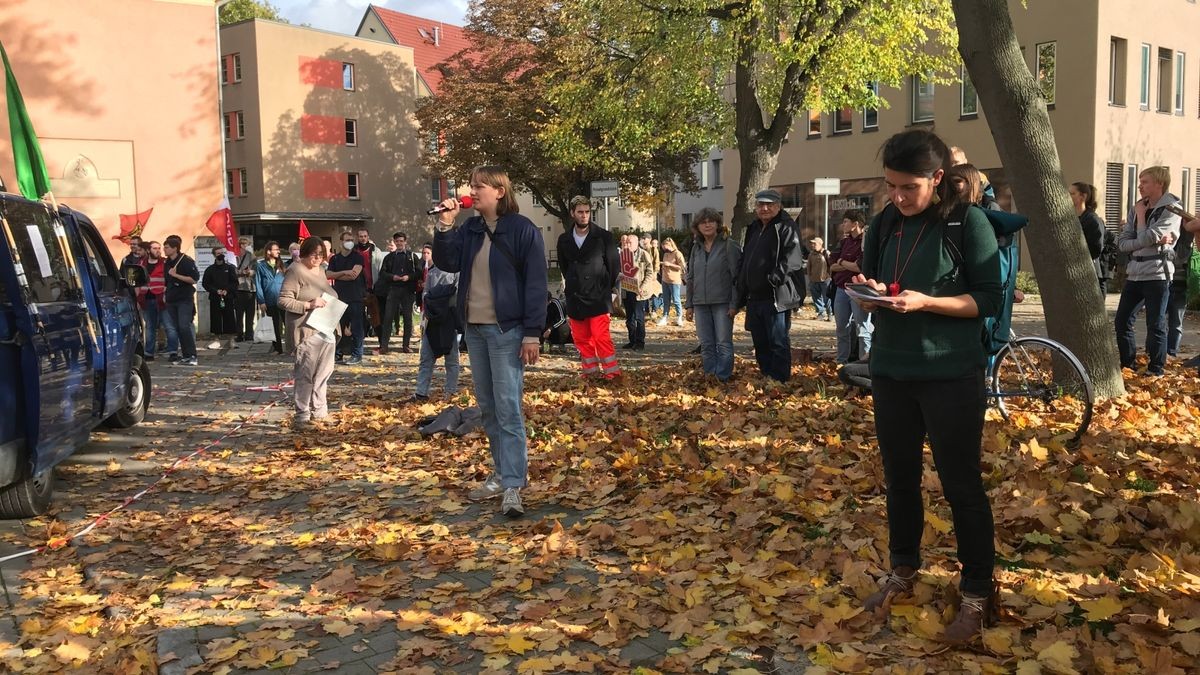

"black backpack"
[1099,230,1119,277]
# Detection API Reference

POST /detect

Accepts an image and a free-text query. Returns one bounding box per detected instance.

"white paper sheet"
[303,292,348,337]
[25,225,52,278]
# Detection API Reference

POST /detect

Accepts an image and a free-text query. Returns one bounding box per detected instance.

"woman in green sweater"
[851,129,1002,645]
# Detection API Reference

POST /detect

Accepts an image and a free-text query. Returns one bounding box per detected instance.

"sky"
[271,0,468,34]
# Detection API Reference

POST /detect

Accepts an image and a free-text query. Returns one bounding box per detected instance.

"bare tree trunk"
[952,0,1124,398]
[730,19,786,239]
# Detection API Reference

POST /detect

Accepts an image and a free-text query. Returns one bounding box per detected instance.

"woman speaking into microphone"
[432,166,547,518]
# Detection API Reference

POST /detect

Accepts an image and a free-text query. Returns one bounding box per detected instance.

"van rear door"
[0,197,94,473]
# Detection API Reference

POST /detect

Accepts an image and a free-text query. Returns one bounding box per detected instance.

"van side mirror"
[121,264,147,288]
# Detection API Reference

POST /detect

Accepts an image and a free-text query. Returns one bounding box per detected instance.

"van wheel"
[0,467,53,519]
[105,354,151,429]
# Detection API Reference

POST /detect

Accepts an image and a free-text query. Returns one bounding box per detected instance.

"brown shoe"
[942,591,996,645]
[863,566,917,614]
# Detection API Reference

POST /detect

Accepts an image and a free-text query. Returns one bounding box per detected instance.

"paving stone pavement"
[0,296,1195,673]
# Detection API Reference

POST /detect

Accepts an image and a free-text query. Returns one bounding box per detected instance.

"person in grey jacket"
[685,207,742,381]
[414,243,460,401]
[1114,166,1182,376]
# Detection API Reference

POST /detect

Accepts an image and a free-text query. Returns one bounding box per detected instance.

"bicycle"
[838,329,1095,442]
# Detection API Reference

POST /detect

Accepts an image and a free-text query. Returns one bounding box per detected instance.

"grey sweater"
[1119,192,1182,282]
[685,237,742,310]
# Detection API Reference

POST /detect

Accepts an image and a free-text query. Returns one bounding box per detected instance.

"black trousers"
[872,369,994,596]
[264,304,286,354]
[381,286,416,350]
[235,290,257,339]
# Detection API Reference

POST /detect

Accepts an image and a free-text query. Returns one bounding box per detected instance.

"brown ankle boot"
[942,591,996,644]
[863,566,917,614]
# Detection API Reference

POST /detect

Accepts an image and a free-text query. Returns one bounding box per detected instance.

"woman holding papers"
[277,237,340,426]
[850,129,1003,646]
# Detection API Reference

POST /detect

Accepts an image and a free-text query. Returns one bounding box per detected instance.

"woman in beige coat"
[657,238,687,326]
[277,237,337,425]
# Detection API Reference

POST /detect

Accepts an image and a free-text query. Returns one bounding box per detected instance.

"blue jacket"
[432,213,547,338]
[255,258,286,307]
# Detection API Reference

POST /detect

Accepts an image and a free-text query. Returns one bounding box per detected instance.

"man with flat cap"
[735,189,806,382]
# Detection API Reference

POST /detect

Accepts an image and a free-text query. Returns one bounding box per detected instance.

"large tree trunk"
[953,0,1124,398]
[730,18,786,240]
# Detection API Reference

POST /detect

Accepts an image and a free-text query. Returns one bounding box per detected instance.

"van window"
[1,200,77,304]
[77,228,112,281]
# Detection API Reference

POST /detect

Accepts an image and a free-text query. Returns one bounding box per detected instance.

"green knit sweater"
[862,205,1002,380]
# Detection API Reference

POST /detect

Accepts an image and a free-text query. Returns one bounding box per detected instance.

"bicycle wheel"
[991,336,1095,441]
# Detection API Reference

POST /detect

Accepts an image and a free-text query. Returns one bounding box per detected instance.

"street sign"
[590,180,620,199]
[814,178,841,195]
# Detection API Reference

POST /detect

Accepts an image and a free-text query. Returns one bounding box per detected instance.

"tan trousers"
[293,334,335,418]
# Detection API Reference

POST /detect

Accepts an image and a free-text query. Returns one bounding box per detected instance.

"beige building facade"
[219,19,428,247]
[0,0,224,257]
[724,0,1200,256]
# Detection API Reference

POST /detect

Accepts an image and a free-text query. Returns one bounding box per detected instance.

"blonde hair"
[1140,166,1171,192]
[470,165,519,216]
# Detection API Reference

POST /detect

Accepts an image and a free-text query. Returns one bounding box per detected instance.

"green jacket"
[862,204,1002,380]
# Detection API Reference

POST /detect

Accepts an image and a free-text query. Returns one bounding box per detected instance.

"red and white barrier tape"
[0,380,293,565]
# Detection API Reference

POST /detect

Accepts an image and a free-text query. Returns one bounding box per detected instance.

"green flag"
[1,40,51,200]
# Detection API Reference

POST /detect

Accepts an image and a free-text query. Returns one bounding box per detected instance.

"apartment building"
[723,0,1200,254]
[0,0,223,257]
[219,19,428,246]
[674,147,727,232]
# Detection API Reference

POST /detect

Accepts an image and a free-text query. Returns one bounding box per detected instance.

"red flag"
[205,198,240,255]
[298,219,311,240]
[112,207,153,242]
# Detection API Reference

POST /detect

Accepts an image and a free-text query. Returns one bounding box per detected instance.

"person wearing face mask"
[851,129,1003,645]
[287,242,302,267]
[328,231,366,364]
[202,246,240,351]
[139,240,171,361]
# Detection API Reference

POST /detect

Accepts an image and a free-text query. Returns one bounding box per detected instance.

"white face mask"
[342,240,354,250]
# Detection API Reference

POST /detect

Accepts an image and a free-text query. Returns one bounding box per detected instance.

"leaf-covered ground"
[1,315,1199,674]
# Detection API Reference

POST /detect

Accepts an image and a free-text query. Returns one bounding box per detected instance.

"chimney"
[432,25,440,46]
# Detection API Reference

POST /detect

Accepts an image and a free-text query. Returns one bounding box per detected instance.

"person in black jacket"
[379,232,421,353]
[328,231,366,364]
[1070,182,1107,295]
[557,196,621,379]
[163,234,201,366]
[736,189,806,382]
[202,246,240,351]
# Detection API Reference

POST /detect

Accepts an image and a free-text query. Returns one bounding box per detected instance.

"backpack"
[1099,230,1119,278]
[877,203,1029,357]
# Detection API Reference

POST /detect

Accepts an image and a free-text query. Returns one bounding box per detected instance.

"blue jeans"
[623,292,646,346]
[143,301,174,356]
[661,283,683,318]
[164,297,196,359]
[464,324,528,489]
[834,287,873,363]
[745,299,791,382]
[1115,279,1169,373]
[1168,281,1187,356]
[808,280,830,316]
[415,331,461,397]
[693,304,734,380]
[339,301,365,358]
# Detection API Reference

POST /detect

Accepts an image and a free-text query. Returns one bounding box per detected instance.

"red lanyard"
[890,218,928,296]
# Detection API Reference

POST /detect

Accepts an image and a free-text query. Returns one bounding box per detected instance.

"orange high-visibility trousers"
[570,314,620,378]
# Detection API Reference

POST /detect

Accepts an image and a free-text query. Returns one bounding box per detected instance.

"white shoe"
[207,341,222,350]
[675,316,685,326]
[467,474,503,501]
[656,317,668,326]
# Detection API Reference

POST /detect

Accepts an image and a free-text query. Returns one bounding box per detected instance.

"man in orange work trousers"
[556,195,621,378]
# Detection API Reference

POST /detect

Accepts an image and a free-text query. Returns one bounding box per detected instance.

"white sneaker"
[656,317,668,326]
[467,474,503,501]
[207,341,222,350]
[675,316,685,326]
[501,488,524,517]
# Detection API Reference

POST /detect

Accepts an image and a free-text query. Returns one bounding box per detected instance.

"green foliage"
[219,0,287,25]
[1016,270,1040,295]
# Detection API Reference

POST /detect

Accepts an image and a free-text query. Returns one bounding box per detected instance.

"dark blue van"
[0,192,151,518]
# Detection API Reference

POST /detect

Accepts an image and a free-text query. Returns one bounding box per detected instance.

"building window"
[425,132,439,154]
[342,63,355,91]
[961,67,978,116]
[911,75,934,123]
[1126,164,1139,215]
[681,213,692,228]
[224,111,244,141]
[1175,52,1186,115]
[864,82,879,129]
[712,158,722,188]
[347,173,360,200]
[1140,43,1151,109]
[345,119,357,146]
[1104,162,1124,225]
[1182,168,1191,212]
[227,168,247,198]
[431,178,442,202]
[807,109,821,136]
[1158,48,1175,112]
[699,160,709,189]
[833,108,852,133]
[222,53,242,84]
[1109,37,1128,106]
[1036,42,1056,105]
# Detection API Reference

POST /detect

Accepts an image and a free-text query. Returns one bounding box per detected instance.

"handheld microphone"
[427,196,474,215]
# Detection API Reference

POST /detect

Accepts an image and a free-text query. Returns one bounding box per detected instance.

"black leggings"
[872,370,994,596]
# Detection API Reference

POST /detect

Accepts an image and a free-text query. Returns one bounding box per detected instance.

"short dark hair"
[881,129,959,221]
[422,243,432,251]
[842,209,867,226]
[299,237,323,257]
[164,235,182,249]
[356,227,370,235]
[129,235,142,243]
[393,232,406,240]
